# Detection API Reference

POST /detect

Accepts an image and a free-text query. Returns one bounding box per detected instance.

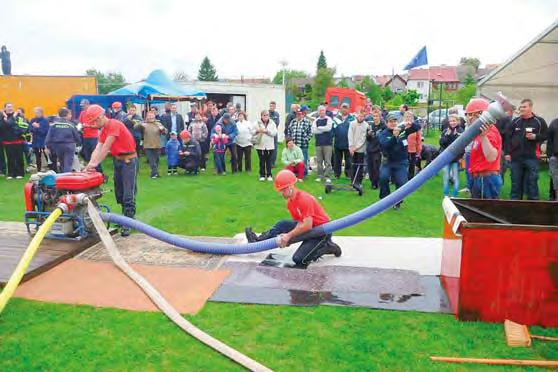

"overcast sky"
[3,0,557,83]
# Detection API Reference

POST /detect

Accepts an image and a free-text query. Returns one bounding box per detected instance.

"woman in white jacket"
[234,111,256,172]
[254,110,277,181]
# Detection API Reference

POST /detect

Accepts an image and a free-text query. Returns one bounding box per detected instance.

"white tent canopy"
[478,19,558,121]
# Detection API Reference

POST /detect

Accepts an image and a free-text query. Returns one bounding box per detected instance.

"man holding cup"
[505,99,547,200]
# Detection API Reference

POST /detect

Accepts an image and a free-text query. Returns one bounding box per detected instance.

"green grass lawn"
[0,144,556,371]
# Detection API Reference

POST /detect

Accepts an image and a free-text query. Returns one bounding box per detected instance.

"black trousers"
[5,143,25,177]
[351,152,365,185]
[257,149,273,177]
[366,151,382,188]
[266,220,332,266]
[408,152,418,179]
[236,144,252,172]
[334,148,351,178]
[225,144,238,173]
[0,143,6,175]
[113,157,138,218]
[33,147,45,172]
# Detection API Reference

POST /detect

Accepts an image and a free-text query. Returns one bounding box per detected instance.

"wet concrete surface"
[211,262,451,313]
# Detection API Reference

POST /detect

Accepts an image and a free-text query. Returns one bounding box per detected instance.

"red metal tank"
[55,172,104,191]
[441,198,558,327]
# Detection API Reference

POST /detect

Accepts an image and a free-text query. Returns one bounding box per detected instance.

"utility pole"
[279,60,288,85]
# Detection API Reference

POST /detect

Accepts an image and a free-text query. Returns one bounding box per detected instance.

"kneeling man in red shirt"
[245,169,341,267]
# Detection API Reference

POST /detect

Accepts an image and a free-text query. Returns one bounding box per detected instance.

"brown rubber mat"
[15,258,230,314]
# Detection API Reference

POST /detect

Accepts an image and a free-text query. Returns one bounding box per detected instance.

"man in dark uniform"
[83,104,138,237]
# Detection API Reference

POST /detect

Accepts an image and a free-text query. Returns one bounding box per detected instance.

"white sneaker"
[267,176,273,181]
[297,178,303,183]
[315,178,321,182]
[6,176,13,180]
[325,178,331,183]
[201,168,206,172]
[16,176,23,179]
[259,177,265,181]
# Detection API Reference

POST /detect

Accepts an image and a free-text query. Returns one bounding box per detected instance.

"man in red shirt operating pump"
[465,98,503,199]
[82,104,138,237]
[245,169,341,268]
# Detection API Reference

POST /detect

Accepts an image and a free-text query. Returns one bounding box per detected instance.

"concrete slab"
[231,234,442,275]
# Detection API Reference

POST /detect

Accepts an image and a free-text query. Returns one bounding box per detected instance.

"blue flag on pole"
[403,46,428,70]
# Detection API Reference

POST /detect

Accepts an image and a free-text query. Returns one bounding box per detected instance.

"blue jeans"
[443,162,460,197]
[464,152,472,190]
[379,161,408,199]
[113,157,138,218]
[510,158,539,200]
[265,220,331,266]
[301,147,309,176]
[470,174,502,199]
[214,152,225,174]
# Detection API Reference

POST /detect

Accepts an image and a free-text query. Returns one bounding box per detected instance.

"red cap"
[111,101,122,109]
[82,104,105,124]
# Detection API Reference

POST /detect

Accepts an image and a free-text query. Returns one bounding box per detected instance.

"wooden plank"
[0,221,110,286]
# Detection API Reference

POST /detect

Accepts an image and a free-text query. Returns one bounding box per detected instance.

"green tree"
[197,56,218,81]
[456,84,477,106]
[317,50,328,71]
[337,77,350,88]
[401,90,420,106]
[459,57,481,72]
[312,67,335,108]
[382,86,394,102]
[463,73,476,86]
[387,94,404,109]
[86,69,126,94]
[271,69,309,85]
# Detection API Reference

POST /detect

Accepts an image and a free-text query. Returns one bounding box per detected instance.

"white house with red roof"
[406,66,460,103]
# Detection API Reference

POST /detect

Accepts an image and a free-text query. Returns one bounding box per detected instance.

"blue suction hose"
[100,97,510,255]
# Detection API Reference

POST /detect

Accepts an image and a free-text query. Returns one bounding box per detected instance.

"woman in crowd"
[281,136,305,181]
[254,110,277,181]
[0,103,27,179]
[439,114,463,197]
[188,112,209,171]
[234,111,255,173]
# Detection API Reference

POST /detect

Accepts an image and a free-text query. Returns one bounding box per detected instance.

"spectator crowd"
[1,96,557,206]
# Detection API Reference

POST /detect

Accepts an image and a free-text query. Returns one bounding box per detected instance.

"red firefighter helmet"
[274,170,297,191]
[83,104,105,124]
[465,98,489,114]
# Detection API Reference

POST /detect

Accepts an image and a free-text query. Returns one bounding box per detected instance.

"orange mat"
[15,259,230,314]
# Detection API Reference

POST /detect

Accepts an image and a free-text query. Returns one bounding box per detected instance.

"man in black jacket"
[365,111,385,189]
[505,99,547,200]
[495,108,513,184]
[161,103,185,139]
[547,117,558,200]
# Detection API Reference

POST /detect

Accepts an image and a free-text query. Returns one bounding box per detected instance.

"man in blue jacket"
[29,107,50,172]
[378,113,420,210]
[45,108,81,173]
[211,113,238,172]
[333,103,353,178]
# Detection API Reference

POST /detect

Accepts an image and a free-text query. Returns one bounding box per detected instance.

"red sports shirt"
[79,111,99,139]
[468,126,502,173]
[99,119,136,156]
[287,190,330,227]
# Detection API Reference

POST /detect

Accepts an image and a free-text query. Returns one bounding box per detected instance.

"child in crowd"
[211,124,228,175]
[439,115,463,197]
[165,131,181,175]
[188,113,209,170]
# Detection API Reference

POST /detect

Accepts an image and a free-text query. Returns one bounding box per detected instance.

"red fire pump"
[24,171,109,240]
